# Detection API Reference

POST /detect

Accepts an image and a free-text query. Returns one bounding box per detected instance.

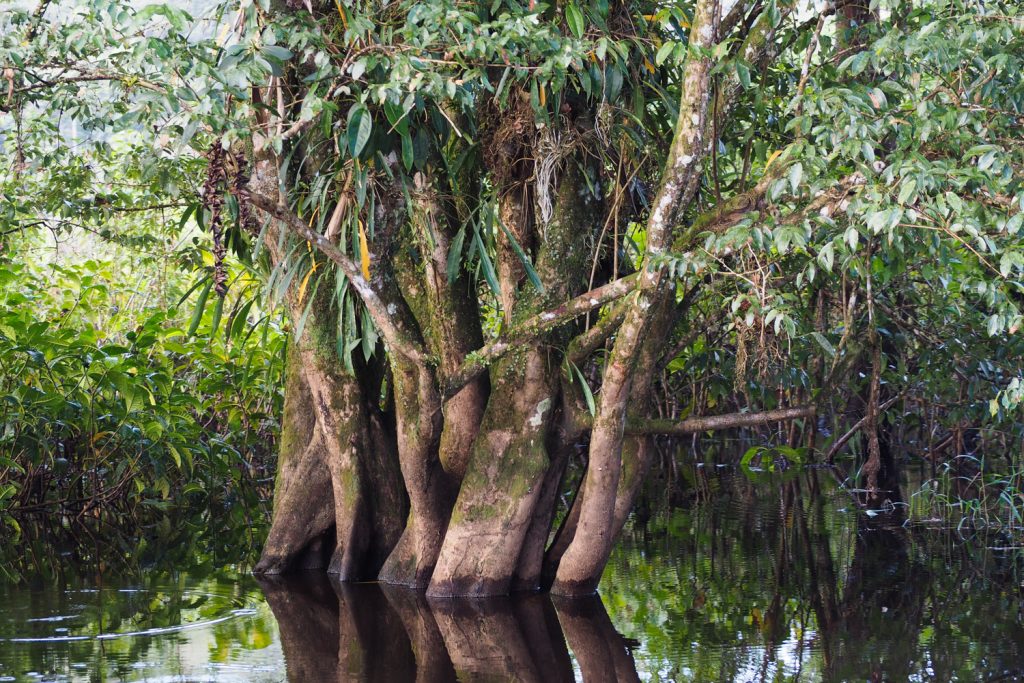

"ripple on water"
[0,575,284,683]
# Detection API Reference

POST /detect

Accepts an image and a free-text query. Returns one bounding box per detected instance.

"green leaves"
[565,3,585,39]
[188,279,213,338]
[0,258,285,517]
[260,45,293,62]
[347,104,373,159]
[788,162,803,195]
[734,61,752,90]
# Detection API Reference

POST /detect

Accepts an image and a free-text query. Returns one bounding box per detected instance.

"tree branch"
[443,274,639,399]
[627,405,815,436]
[12,71,163,95]
[567,300,628,365]
[249,191,428,365]
[825,392,904,463]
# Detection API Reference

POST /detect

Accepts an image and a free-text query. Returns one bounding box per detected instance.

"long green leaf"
[187,279,213,338]
[496,218,544,294]
[347,104,372,158]
[473,231,501,300]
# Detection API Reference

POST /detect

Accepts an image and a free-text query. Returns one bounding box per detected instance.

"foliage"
[0,248,285,521]
[5,0,1023,445]
[4,0,1024,590]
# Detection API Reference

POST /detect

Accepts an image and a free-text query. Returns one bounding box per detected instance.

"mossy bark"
[254,338,335,574]
[427,162,600,597]
[427,347,555,596]
[377,360,448,588]
[257,321,407,577]
[551,0,718,596]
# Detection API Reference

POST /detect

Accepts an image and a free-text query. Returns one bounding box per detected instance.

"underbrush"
[0,258,285,528]
[908,456,1024,533]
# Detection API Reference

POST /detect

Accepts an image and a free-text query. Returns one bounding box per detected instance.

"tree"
[3,0,1023,596]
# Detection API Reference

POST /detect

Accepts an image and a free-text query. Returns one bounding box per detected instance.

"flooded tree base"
[4,462,1024,681]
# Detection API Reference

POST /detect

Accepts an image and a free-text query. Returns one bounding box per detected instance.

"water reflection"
[4,465,1024,681]
[260,574,639,682]
[603,466,1024,681]
[0,569,283,682]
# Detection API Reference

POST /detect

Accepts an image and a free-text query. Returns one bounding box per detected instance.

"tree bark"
[428,159,600,597]
[551,0,721,596]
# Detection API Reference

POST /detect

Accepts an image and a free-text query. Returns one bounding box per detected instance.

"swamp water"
[1,464,1023,681]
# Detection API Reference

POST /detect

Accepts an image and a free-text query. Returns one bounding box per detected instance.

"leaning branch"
[11,71,164,96]
[443,274,639,399]
[250,191,428,365]
[567,300,628,365]
[626,405,816,436]
[825,392,904,463]
[676,170,865,255]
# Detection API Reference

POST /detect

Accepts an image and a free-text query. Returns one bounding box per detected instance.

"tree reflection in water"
[260,574,640,682]
[8,462,1021,681]
[261,466,1024,682]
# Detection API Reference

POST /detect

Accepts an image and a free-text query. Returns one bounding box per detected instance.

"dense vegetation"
[0,233,284,546]
[2,0,1024,598]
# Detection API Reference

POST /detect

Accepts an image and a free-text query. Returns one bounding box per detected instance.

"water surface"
[2,465,1023,681]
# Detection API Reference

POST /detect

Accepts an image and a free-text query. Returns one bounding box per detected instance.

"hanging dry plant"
[202,139,228,297]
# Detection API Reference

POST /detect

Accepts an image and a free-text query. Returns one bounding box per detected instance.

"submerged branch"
[443,274,639,399]
[626,405,816,436]
[250,191,428,365]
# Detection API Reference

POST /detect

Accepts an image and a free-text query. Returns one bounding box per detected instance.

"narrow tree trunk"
[511,435,574,592]
[552,0,719,595]
[378,361,448,587]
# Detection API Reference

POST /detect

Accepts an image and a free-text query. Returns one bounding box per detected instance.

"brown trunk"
[256,251,408,576]
[406,178,488,483]
[378,361,447,587]
[863,339,883,496]
[551,0,719,596]
[303,351,370,578]
[372,185,455,589]
[254,337,335,573]
[428,157,599,597]
[427,347,556,596]
[544,295,673,584]
[511,435,574,592]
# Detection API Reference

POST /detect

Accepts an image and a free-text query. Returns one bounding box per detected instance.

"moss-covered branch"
[442,274,639,400]
[250,191,429,366]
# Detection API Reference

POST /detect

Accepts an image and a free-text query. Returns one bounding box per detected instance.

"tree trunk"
[428,157,600,597]
[256,295,408,577]
[551,0,720,596]
[254,342,335,573]
[248,0,822,598]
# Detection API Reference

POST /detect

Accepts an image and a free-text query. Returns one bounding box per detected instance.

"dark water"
[3,465,1024,681]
